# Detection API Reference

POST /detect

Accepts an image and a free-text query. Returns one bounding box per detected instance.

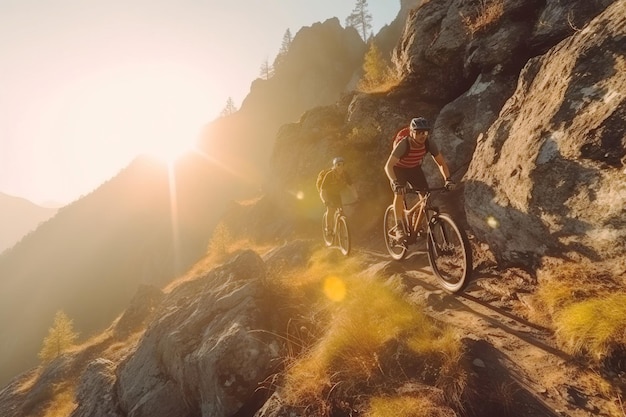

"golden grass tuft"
[41,383,76,417]
[554,294,626,359]
[365,395,444,417]
[278,253,463,409]
[532,261,626,361]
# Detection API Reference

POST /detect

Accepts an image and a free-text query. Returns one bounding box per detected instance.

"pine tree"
[220,97,237,117]
[273,28,293,70]
[259,58,274,80]
[345,0,373,41]
[359,42,391,90]
[38,310,79,363]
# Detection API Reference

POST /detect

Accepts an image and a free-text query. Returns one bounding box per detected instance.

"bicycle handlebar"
[405,186,447,194]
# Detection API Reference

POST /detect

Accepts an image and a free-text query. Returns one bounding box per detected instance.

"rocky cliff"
[267,0,621,269]
[1,0,624,416]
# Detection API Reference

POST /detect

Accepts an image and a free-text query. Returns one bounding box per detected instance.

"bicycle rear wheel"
[383,206,407,260]
[426,213,472,293]
[322,213,333,247]
[336,216,351,256]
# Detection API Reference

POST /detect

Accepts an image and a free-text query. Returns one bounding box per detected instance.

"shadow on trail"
[462,339,565,417]
[396,256,581,416]
[403,259,569,360]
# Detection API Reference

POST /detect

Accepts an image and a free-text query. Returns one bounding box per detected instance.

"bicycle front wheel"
[322,213,333,247]
[383,206,407,260]
[426,213,472,293]
[337,216,351,256]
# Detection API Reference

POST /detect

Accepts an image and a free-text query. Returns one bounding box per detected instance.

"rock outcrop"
[464,0,626,267]
[267,0,618,266]
[114,251,281,417]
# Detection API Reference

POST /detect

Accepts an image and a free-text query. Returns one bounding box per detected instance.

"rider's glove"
[444,178,456,191]
[391,180,405,194]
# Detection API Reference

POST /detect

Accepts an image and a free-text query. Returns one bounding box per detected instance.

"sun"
[140,134,198,165]
[57,62,216,167]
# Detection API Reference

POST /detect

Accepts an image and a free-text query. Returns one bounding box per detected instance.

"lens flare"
[323,276,346,302]
[296,191,304,200]
[486,216,499,229]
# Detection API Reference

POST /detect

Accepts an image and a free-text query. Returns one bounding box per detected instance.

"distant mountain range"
[0,193,58,254]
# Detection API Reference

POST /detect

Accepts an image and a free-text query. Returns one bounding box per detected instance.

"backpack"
[392,127,411,148]
[391,127,430,159]
[316,168,331,192]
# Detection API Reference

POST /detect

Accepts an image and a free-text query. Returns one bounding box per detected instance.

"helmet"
[332,157,344,167]
[410,117,430,132]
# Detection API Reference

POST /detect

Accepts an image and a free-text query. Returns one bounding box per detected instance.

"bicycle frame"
[400,187,445,243]
[323,206,351,256]
[383,186,472,292]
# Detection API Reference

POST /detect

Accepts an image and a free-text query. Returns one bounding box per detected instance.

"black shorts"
[324,191,342,208]
[393,166,428,192]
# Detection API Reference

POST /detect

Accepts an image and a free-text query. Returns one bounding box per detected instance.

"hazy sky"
[0,0,400,206]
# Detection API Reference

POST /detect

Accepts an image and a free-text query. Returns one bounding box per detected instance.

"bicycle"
[383,186,472,293]
[323,206,351,256]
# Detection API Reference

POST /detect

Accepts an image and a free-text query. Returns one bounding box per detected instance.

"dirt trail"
[355,246,619,417]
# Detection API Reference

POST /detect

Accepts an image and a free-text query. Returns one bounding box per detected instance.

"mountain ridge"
[0,192,57,254]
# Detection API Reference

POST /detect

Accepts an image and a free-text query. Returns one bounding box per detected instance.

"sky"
[0,0,401,207]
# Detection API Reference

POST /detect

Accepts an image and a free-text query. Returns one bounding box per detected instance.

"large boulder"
[464,0,626,267]
[116,251,283,417]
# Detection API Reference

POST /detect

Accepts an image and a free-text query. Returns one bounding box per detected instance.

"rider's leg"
[408,168,429,235]
[392,167,407,237]
[326,193,341,234]
[325,205,333,232]
[393,193,405,231]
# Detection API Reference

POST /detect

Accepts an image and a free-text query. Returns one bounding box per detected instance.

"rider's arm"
[432,153,451,181]
[384,154,400,181]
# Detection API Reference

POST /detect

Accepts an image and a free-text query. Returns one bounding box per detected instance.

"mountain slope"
[0,242,621,417]
[0,17,380,387]
[0,193,57,254]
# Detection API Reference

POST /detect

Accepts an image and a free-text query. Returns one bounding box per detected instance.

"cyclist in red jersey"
[384,117,454,241]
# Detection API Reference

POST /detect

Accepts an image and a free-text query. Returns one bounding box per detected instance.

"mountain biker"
[384,117,454,241]
[319,157,357,238]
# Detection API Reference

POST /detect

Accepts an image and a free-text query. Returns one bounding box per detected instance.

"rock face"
[267,0,615,252]
[200,18,367,184]
[0,250,289,417]
[114,251,281,417]
[464,1,626,267]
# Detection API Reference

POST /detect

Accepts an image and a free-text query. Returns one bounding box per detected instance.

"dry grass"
[531,262,626,360]
[41,383,76,417]
[554,294,626,359]
[365,395,447,417]
[358,70,401,94]
[460,0,504,35]
[164,234,272,293]
[275,251,464,411]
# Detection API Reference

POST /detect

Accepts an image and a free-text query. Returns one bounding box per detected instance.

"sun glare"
[56,63,214,166]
